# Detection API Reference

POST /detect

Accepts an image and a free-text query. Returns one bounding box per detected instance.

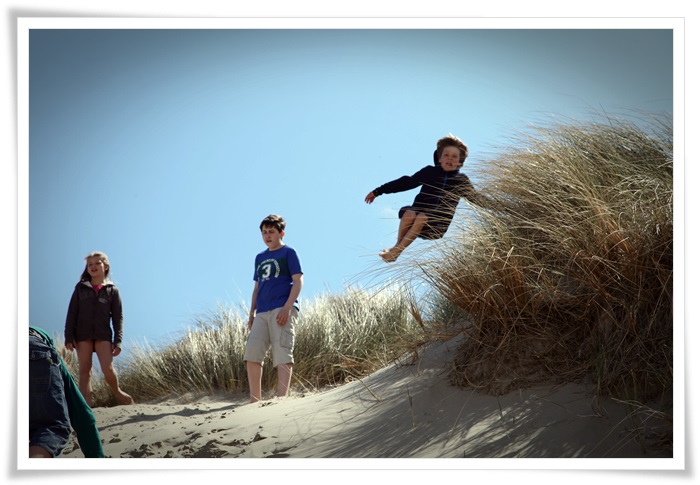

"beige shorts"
[243,307,297,367]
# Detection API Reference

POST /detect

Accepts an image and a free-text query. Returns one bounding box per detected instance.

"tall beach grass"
[63,286,430,406]
[408,113,673,406]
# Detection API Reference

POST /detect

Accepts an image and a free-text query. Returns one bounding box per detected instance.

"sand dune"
[61,334,672,461]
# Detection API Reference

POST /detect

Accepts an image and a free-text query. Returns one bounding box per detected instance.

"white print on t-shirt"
[258,258,281,281]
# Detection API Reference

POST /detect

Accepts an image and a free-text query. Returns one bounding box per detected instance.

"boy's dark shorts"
[399,205,450,240]
[29,334,71,457]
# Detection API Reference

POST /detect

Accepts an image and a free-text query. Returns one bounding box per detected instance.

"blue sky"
[26,24,673,355]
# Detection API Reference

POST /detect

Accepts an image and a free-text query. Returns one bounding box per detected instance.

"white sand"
[61,334,672,460]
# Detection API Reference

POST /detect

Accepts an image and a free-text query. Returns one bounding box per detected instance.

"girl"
[64,251,133,406]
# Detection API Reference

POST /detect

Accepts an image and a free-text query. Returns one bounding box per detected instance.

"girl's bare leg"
[94,340,133,405]
[276,363,293,398]
[75,340,95,406]
[246,361,263,403]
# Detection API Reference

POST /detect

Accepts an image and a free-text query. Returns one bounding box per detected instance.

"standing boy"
[243,214,303,403]
[365,134,482,262]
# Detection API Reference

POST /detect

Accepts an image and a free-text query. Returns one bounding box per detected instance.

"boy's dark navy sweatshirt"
[372,163,479,239]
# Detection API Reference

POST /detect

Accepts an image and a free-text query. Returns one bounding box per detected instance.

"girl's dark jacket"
[64,280,124,348]
[372,152,481,239]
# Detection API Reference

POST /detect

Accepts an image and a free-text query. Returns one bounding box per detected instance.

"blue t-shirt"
[253,245,303,313]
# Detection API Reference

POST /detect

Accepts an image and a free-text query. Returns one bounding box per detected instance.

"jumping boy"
[365,134,482,262]
[243,214,303,403]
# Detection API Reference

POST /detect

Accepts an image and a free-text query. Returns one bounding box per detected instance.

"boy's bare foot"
[379,248,400,263]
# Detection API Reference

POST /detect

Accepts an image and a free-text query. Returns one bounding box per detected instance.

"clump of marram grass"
[114,305,250,402]
[409,112,673,406]
[103,287,426,405]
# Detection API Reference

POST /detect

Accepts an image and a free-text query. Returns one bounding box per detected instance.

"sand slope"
[62,334,671,460]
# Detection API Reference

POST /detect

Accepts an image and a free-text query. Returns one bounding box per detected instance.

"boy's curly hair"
[260,214,286,233]
[436,134,468,165]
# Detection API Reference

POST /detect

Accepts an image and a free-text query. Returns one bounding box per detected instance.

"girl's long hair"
[79,251,111,282]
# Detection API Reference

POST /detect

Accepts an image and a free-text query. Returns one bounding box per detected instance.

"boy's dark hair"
[260,214,286,233]
[435,134,468,166]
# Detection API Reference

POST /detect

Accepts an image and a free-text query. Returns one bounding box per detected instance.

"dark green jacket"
[30,327,105,458]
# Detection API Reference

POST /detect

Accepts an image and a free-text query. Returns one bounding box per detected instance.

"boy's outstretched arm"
[367,168,426,203]
[460,178,491,208]
[465,188,491,208]
[374,174,422,197]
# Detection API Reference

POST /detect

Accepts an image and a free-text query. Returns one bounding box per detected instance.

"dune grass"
[405,113,673,406]
[62,286,436,406]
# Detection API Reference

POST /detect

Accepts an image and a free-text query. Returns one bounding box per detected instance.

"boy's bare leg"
[381,212,428,262]
[276,363,293,398]
[381,210,416,262]
[398,212,428,250]
[246,361,263,403]
[395,210,417,246]
[75,340,95,406]
[95,340,133,405]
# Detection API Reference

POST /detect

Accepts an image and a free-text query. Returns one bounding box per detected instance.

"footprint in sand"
[267,445,296,458]
[222,430,268,448]
[192,440,228,458]
[123,443,156,458]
